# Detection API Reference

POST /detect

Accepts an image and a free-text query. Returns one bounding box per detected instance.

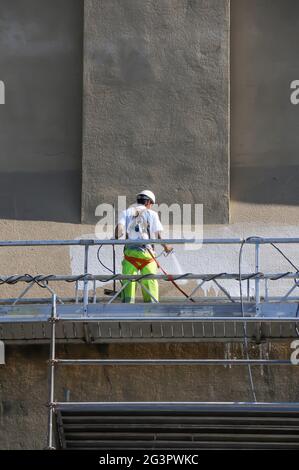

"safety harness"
[125,205,195,301]
[124,255,154,270]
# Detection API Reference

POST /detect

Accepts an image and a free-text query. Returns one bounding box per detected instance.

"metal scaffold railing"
[1,236,299,307]
[0,237,299,344]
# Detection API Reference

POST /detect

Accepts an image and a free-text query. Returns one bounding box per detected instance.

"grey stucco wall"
[231,0,299,207]
[1,342,298,449]
[0,0,83,222]
[82,0,230,224]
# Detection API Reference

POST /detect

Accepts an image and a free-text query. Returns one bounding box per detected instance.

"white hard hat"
[137,190,156,204]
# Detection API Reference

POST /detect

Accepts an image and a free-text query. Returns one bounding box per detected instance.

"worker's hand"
[164,244,173,254]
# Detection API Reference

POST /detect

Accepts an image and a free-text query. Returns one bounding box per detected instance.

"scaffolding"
[47,294,299,450]
[1,237,299,448]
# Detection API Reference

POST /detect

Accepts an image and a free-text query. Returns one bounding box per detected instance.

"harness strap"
[124,255,154,271]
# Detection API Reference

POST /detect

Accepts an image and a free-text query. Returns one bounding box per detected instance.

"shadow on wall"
[0,171,81,222]
[230,0,299,206]
[0,0,83,223]
[231,166,299,205]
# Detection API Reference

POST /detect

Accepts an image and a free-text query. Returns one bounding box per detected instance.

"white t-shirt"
[118,204,163,250]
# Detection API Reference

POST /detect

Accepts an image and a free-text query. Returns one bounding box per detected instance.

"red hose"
[147,249,195,302]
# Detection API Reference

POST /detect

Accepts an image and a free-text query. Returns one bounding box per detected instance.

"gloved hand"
[164,244,173,254]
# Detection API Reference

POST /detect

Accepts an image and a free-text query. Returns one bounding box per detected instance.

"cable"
[270,243,299,272]
[0,274,50,288]
[146,248,196,302]
[239,237,258,402]
[0,271,297,286]
[270,243,299,336]
[237,237,299,399]
[97,245,114,274]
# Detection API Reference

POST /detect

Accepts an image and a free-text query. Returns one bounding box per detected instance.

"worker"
[115,190,173,303]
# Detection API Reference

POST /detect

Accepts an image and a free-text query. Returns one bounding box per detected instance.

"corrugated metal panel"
[55,402,299,450]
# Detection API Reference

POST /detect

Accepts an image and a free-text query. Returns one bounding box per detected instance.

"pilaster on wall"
[82,0,230,224]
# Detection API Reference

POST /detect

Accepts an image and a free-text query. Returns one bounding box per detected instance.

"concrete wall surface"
[82,0,230,224]
[0,0,83,222]
[0,342,298,449]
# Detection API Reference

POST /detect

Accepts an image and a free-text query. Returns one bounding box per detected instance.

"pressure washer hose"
[147,248,195,302]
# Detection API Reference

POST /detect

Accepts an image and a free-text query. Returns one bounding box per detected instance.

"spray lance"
[147,247,195,302]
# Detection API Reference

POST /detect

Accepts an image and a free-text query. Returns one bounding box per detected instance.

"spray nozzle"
[163,248,174,257]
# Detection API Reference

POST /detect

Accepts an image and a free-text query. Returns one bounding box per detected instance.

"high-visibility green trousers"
[121,248,159,303]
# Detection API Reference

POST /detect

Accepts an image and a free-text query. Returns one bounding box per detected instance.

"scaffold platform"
[1,301,299,343]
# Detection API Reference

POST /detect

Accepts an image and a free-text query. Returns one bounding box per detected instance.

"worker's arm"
[152,212,173,253]
[115,223,124,239]
[115,209,127,239]
[157,231,173,253]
